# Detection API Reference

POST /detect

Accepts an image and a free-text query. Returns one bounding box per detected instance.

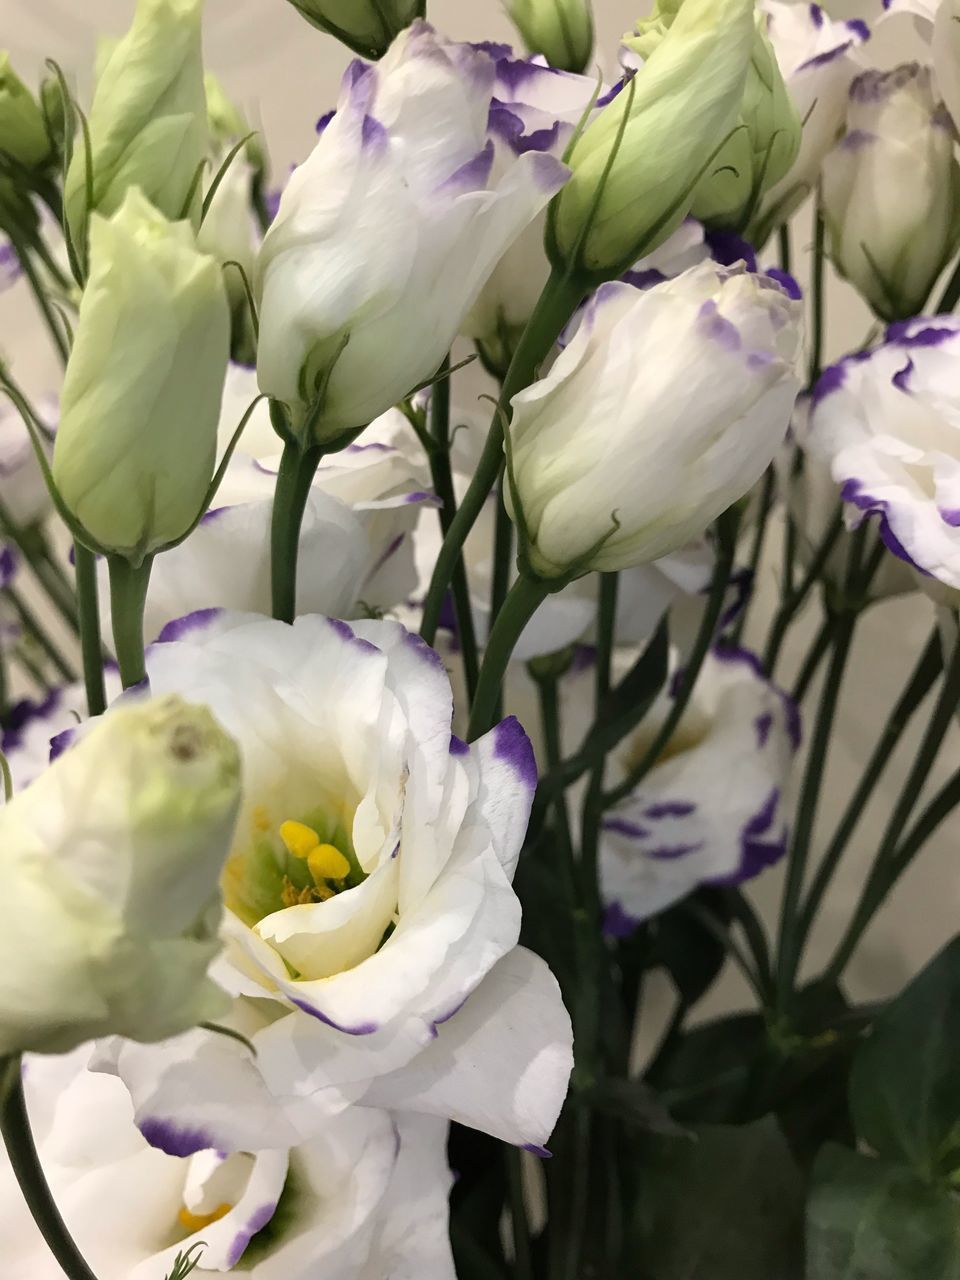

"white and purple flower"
[808,315,960,591]
[96,611,572,1157]
[601,647,800,931]
[255,22,568,438]
[0,1047,455,1279]
[753,0,870,243]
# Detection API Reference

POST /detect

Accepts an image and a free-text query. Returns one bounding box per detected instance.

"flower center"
[223,802,365,925]
[178,1202,232,1233]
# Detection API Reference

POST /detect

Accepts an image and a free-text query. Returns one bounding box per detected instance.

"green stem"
[808,202,826,388]
[107,555,153,689]
[0,1057,100,1280]
[936,252,960,313]
[580,573,618,910]
[490,479,514,635]
[778,223,792,277]
[467,575,550,742]
[0,495,80,637]
[794,628,942,957]
[791,614,833,702]
[270,438,322,624]
[425,367,480,701]
[886,766,960,883]
[420,267,586,646]
[680,898,769,1006]
[775,613,857,1009]
[74,542,105,715]
[763,509,843,677]
[823,630,960,983]
[729,467,775,646]
[4,584,75,682]
[9,238,70,367]
[603,508,740,809]
[506,1148,532,1280]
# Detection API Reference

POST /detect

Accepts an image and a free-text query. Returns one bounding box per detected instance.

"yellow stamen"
[178,1203,232,1233]
[251,805,271,833]
[308,843,351,883]
[279,819,320,859]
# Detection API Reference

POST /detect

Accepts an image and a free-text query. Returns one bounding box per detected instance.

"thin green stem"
[763,509,843,677]
[823,630,960,983]
[791,614,833,702]
[603,509,740,809]
[580,573,618,908]
[535,668,577,900]
[10,239,70,366]
[775,613,857,1009]
[506,1148,532,1280]
[490,479,514,634]
[425,365,479,700]
[0,1057,100,1280]
[74,541,106,716]
[107,555,153,689]
[794,629,942,957]
[270,438,322,624]
[420,267,586,646]
[4,584,75,682]
[467,575,549,742]
[0,494,80,637]
[681,898,769,1006]
[808,202,826,388]
[887,766,960,882]
[778,223,792,277]
[729,467,775,646]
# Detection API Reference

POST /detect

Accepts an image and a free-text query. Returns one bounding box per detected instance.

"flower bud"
[53,188,230,559]
[256,23,567,441]
[822,64,960,321]
[286,0,426,59]
[0,53,51,169]
[64,0,208,246]
[550,0,755,276]
[505,262,803,578]
[0,694,241,1055]
[505,0,595,74]
[205,72,266,177]
[625,4,801,230]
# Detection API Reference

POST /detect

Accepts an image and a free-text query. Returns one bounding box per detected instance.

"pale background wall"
[0,0,956,1014]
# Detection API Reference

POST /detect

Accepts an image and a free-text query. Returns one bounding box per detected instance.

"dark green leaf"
[646,1012,768,1124]
[632,1117,805,1279]
[849,936,960,1178]
[807,1144,960,1280]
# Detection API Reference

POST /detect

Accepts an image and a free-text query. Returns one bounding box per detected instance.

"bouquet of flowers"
[0,0,957,1275]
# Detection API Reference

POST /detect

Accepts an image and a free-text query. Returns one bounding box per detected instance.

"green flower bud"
[205,71,265,176]
[64,0,208,247]
[505,0,595,75]
[625,3,801,230]
[0,53,51,170]
[0,694,241,1055]
[550,0,755,277]
[286,0,426,59]
[53,188,230,560]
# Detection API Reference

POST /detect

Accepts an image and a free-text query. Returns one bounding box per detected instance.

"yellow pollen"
[251,805,271,833]
[178,1202,232,1233]
[279,819,320,859]
[308,843,351,883]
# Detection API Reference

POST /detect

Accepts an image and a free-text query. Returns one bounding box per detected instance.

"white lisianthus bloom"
[601,647,800,930]
[821,64,960,322]
[63,0,208,240]
[463,52,601,371]
[96,612,572,1156]
[751,0,870,244]
[879,0,960,139]
[107,364,435,641]
[0,695,241,1055]
[505,261,804,579]
[53,189,231,559]
[807,316,960,591]
[0,1048,455,1279]
[776,395,915,602]
[255,23,568,440]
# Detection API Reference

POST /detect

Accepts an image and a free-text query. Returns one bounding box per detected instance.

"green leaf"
[646,1012,768,1124]
[807,1144,960,1280]
[632,1117,805,1279]
[849,936,960,1178]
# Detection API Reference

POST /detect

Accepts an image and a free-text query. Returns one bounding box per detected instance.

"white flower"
[821,64,960,322]
[505,261,803,578]
[114,364,435,642]
[0,1047,455,1279]
[98,612,572,1156]
[777,394,916,602]
[0,695,241,1055]
[753,0,870,242]
[880,0,960,141]
[462,52,600,369]
[807,315,960,591]
[255,23,568,439]
[601,647,800,929]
